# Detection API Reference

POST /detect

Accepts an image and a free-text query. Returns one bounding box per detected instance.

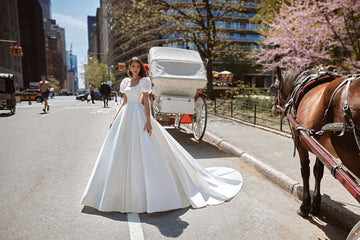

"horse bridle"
[270,77,287,112]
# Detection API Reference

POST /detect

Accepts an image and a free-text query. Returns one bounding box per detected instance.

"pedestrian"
[80,57,243,213]
[88,84,95,104]
[99,82,111,107]
[39,75,51,113]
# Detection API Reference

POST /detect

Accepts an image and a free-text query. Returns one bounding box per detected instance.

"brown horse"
[272,67,360,217]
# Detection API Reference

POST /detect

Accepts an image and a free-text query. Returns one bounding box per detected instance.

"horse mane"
[282,70,302,96]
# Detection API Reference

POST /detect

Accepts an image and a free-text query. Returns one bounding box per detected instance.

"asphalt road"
[0,96,348,239]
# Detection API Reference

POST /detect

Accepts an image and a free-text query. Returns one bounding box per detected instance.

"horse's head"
[270,67,300,115]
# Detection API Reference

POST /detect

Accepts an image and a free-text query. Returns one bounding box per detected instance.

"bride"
[81,57,243,213]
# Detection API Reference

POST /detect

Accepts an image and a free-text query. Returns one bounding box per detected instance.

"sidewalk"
[200,114,360,231]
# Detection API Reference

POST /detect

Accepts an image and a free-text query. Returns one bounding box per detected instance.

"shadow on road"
[166,127,233,159]
[81,206,189,238]
[81,206,128,222]
[140,208,190,238]
[294,186,360,235]
[0,112,14,117]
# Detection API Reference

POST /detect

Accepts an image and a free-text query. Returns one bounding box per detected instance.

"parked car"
[76,90,101,101]
[19,89,43,102]
[59,91,73,96]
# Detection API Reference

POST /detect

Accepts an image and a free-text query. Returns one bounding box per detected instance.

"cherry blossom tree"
[254,0,360,74]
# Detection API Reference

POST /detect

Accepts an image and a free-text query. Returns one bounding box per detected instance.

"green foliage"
[83,56,113,88]
[251,0,288,25]
[223,79,273,108]
[234,93,273,109]
[48,77,60,92]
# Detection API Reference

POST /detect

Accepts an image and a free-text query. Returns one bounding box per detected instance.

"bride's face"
[130,62,140,77]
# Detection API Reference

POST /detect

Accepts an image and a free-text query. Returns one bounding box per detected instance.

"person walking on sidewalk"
[100,82,111,107]
[88,84,95,104]
[39,75,51,113]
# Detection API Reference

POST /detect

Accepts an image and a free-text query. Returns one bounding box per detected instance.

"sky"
[52,0,100,88]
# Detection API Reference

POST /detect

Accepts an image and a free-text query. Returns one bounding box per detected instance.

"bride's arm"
[142,92,152,136]
[109,94,127,129]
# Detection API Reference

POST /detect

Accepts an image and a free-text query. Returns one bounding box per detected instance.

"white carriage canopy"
[148,47,207,83]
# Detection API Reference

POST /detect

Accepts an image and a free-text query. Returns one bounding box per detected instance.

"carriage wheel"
[347,220,360,240]
[192,95,207,141]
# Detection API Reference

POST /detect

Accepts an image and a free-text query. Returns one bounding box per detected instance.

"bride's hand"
[143,122,152,136]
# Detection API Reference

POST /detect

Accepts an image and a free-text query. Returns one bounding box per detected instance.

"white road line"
[41,107,65,117]
[127,213,144,240]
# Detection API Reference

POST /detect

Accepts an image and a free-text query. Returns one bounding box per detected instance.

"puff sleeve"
[140,77,152,93]
[120,78,130,93]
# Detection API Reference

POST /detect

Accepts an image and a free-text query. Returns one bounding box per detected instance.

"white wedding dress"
[81,77,243,213]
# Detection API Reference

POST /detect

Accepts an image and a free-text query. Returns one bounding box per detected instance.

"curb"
[202,129,359,232]
[204,131,300,195]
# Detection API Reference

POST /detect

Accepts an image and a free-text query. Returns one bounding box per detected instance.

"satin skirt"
[81,102,243,213]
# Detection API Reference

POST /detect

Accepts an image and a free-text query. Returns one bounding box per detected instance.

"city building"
[89,2,110,65]
[17,0,47,88]
[38,0,52,20]
[98,0,109,66]
[88,1,110,85]
[0,0,23,89]
[39,0,67,89]
[43,19,67,88]
[87,16,96,53]
[66,46,78,93]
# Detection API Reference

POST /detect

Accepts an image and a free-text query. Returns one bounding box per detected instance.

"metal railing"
[207,98,291,133]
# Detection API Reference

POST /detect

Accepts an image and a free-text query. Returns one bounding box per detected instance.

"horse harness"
[320,75,360,152]
[278,70,360,158]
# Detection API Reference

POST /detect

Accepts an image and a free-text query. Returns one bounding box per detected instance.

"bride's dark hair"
[128,57,148,78]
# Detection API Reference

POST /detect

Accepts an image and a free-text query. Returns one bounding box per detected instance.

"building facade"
[88,1,110,86]
[66,48,78,93]
[43,19,67,87]
[38,0,52,20]
[0,0,23,89]
[17,0,47,88]
[87,16,96,52]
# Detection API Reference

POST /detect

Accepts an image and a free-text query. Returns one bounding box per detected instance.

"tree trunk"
[206,58,214,99]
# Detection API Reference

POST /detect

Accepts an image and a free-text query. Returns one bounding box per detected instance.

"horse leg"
[311,157,324,215]
[298,147,311,217]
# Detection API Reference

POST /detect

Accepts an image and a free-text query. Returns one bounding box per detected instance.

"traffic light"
[9,46,23,56]
[9,46,15,56]
[18,46,23,56]
[118,63,126,71]
[14,46,19,56]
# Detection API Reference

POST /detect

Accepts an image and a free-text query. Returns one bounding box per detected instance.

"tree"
[108,0,246,98]
[83,56,110,88]
[254,0,360,74]
[251,0,287,25]
[48,77,60,93]
[158,0,247,98]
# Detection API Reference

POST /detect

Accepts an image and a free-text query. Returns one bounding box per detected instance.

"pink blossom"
[254,0,360,74]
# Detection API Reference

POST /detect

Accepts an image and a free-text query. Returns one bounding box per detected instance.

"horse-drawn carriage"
[148,47,208,140]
